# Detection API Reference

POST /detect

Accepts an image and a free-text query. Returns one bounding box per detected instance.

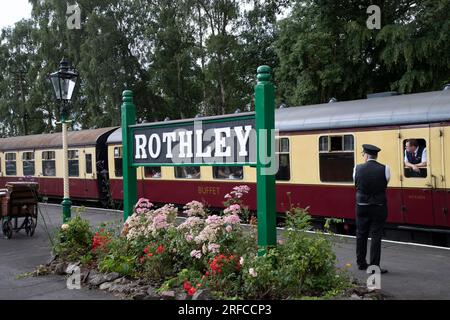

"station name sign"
[131,114,256,166]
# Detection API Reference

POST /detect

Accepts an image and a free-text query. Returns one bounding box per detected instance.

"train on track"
[1,89,449,245]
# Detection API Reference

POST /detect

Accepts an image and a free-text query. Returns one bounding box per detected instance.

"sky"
[0,0,32,30]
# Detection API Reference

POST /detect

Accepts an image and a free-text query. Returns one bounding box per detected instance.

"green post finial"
[257,65,272,83]
[123,90,134,103]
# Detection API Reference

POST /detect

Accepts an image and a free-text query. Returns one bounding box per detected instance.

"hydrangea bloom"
[224,214,241,225]
[183,201,206,217]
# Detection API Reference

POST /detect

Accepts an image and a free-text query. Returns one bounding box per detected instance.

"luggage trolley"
[1,182,39,239]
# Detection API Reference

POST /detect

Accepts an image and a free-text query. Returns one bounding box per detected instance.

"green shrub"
[52,215,93,262]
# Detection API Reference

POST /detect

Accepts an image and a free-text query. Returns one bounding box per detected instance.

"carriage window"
[5,153,17,176]
[319,135,355,183]
[175,166,200,179]
[22,152,35,176]
[403,138,427,178]
[213,166,243,180]
[276,137,290,181]
[85,154,93,174]
[145,167,161,179]
[68,150,79,177]
[42,151,56,176]
[114,147,123,177]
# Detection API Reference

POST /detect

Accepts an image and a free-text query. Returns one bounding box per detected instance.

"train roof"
[106,90,450,144]
[0,127,118,152]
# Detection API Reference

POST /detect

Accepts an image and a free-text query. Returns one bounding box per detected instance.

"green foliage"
[52,215,93,262]
[97,237,138,277]
[242,207,350,299]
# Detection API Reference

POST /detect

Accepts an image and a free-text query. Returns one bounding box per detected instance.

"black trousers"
[356,204,387,267]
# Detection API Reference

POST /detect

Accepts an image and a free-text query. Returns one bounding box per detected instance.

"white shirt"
[352,159,391,183]
[404,147,427,163]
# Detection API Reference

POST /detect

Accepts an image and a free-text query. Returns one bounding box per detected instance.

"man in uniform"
[353,144,390,273]
[404,139,427,177]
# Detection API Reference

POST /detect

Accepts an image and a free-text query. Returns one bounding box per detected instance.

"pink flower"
[224,213,241,224]
[205,215,222,227]
[207,243,220,253]
[185,234,194,242]
[225,225,233,233]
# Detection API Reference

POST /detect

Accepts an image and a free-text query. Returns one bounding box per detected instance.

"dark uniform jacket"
[354,161,388,205]
[405,145,425,164]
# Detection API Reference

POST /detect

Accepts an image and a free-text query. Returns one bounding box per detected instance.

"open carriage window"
[175,166,200,179]
[403,138,427,178]
[5,153,17,176]
[42,151,56,176]
[145,167,162,179]
[319,135,355,183]
[22,152,35,176]
[114,147,123,177]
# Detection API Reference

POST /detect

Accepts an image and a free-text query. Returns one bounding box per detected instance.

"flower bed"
[49,185,357,300]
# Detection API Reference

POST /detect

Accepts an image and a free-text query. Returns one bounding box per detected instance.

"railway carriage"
[106,89,450,236]
[0,127,117,205]
[1,89,449,243]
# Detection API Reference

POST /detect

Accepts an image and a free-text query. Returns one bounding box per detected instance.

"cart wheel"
[2,220,13,239]
[26,217,36,237]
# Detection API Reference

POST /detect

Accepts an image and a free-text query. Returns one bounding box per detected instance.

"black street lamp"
[50,58,79,223]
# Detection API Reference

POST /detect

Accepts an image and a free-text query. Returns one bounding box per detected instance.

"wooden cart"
[1,182,39,239]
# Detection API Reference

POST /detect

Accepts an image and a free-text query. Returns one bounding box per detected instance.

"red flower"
[187,287,197,296]
[156,245,165,254]
[183,281,191,291]
[143,247,149,254]
[147,253,153,257]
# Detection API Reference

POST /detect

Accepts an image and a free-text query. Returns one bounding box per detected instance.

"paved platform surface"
[1,203,449,300]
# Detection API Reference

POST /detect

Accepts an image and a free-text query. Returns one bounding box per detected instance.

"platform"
[0,203,449,300]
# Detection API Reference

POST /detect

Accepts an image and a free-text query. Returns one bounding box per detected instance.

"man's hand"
[412,165,420,172]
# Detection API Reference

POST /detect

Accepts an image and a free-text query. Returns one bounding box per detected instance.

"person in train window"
[44,162,55,176]
[404,139,427,178]
[353,144,390,274]
[216,166,242,179]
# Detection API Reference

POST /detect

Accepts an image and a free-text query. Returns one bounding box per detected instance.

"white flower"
[239,257,244,266]
[61,224,69,231]
[190,250,202,259]
[249,268,257,278]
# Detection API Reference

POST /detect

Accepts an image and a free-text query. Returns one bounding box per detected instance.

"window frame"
[318,134,355,183]
[68,149,80,177]
[403,138,428,179]
[85,153,93,175]
[174,166,201,179]
[276,137,291,181]
[22,151,35,176]
[114,146,123,177]
[42,150,57,177]
[144,166,162,179]
[212,166,244,180]
[5,152,17,176]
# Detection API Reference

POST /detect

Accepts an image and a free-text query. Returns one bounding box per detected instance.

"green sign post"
[120,66,277,251]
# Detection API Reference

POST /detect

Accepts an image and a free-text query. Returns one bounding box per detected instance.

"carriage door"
[431,126,449,228]
[399,127,434,226]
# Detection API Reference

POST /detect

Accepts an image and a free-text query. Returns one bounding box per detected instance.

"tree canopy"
[0,0,448,136]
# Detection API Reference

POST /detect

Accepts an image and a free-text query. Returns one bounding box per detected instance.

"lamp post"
[50,58,79,223]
